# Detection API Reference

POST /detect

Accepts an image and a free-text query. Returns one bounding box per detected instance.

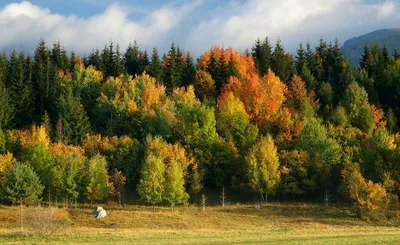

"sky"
[0,0,399,56]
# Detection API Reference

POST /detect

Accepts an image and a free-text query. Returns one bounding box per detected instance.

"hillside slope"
[342,28,400,65]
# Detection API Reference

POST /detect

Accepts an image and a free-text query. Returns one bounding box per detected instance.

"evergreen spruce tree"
[33,39,52,122]
[181,52,195,86]
[105,42,116,77]
[148,48,163,82]
[58,87,91,145]
[88,48,103,72]
[164,43,183,93]
[101,44,110,78]
[252,37,272,76]
[393,48,400,61]
[51,41,69,72]
[252,38,263,75]
[0,53,12,129]
[227,51,239,78]
[124,41,141,76]
[114,44,126,76]
[138,50,150,75]
[216,53,228,91]
[8,51,34,127]
[381,45,389,64]
[271,39,295,83]
[359,45,370,71]
[0,53,7,87]
[0,86,13,129]
[296,43,306,75]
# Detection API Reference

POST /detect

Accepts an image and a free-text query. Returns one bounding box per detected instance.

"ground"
[0,203,399,244]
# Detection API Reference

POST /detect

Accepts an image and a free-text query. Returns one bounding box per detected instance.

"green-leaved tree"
[6,163,44,232]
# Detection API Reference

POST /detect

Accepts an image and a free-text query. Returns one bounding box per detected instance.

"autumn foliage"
[223,69,287,127]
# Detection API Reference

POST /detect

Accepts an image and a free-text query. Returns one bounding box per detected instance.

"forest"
[0,37,399,220]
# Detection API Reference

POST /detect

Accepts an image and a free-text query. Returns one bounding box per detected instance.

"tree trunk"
[48,190,51,207]
[265,182,268,203]
[20,198,23,233]
[259,191,265,203]
[91,199,93,208]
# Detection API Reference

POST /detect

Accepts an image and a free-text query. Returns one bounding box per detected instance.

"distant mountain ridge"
[342,28,400,65]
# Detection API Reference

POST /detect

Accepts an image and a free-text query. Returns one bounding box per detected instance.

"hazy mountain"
[342,28,400,65]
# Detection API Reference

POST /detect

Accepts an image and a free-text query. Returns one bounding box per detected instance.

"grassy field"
[0,203,399,244]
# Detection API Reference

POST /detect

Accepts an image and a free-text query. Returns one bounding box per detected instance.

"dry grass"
[0,203,399,244]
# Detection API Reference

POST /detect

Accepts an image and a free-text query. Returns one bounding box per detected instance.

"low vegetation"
[0,203,399,244]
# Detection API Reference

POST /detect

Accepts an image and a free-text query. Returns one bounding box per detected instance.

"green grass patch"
[0,203,399,244]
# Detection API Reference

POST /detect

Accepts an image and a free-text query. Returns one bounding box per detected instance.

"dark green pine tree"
[88,48,104,72]
[0,53,7,86]
[138,50,150,75]
[51,41,70,72]
[21,56,35,126]
[105,42,116,77]
[206,48,218,77]
[7,50,23,95]
[58,86,91,145]
[70,51,80,72]
[0,53,12,129]
[296,43,306,75]
[163,43,183,93]
[271,39,295,83]
[337,58,355,101]
[33,39,52,122]
[227,51,239,78]
[181,52,195,86]
[393,48,400,61]
[205,47,229,92]
[216,53,228,92]
[252,37,272,76]
[359,45,370,70]
[124,41,141,76]
[325,39,343,90]
[114,44,126,76]
[301,63,316,91]
[305,42,317,76]
[252,38,263,75]
[148,48,163,82]
[0,85,13,130]
[381,45,389,64]
[7,51,34,128]
[50,42,70,118]
[101,44,110,78]
[313,38,328,82]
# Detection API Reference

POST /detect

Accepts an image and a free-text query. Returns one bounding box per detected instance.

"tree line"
[0,37,400,219]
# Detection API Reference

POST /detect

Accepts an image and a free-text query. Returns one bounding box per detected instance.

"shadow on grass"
[218,202,399,228]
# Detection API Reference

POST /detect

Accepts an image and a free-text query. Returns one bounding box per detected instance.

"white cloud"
[186,0,400,54]
[0,0,203,53]
[378,1,396,17]
[0,0,399,55]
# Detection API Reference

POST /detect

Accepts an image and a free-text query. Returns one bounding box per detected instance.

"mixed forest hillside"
[0,37,400,220]
[342,28,400,65]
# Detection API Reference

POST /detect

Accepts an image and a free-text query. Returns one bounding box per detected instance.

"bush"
[341,161,388,220]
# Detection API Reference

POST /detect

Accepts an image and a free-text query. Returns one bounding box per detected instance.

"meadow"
[0,203,399,244]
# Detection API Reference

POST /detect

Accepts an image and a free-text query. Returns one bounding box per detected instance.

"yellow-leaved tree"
[246,134,280,203]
